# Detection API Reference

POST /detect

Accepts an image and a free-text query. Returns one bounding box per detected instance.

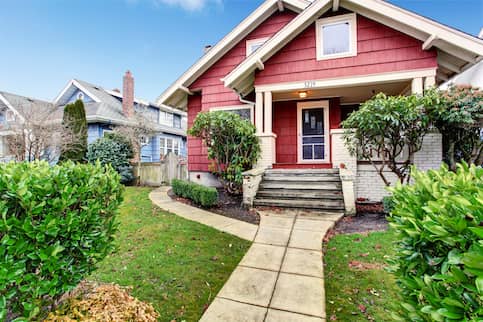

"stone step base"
[253,198,345,210]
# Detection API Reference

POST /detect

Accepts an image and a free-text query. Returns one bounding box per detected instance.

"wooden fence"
[132,152,188,186]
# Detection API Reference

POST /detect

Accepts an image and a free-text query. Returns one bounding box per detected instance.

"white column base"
[256,133,277,169]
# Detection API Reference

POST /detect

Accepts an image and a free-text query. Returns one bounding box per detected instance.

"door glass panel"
[301,108,325,161]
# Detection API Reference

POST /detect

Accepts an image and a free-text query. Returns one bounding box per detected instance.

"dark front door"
[300,107,326,161]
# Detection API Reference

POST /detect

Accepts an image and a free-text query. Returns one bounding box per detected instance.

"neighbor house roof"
[0,91,59,122]
[155,0,311,109]
[157,0,483,109]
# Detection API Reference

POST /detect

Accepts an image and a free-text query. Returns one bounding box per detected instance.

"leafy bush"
[87,136,134,184]
[172,179,218,207]
[387,163,482,321]
[188,111,260,194]
[382,195,394,214]
[0,161,123,320]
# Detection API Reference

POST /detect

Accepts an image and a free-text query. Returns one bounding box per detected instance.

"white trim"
[255,68,436,93]
[209,104,255,124]
[53,79,102,105]
[156,0,310,108]
[422,34,438,50]
[315,13,357,61]
[102,129,114,137]
[246,37,270,56]
[0,93,25,122]
[332,0,339,11]
[297,100,330,163]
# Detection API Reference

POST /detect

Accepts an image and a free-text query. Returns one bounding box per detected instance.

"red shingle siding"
[187,94,210,171]
[255,15,437,85]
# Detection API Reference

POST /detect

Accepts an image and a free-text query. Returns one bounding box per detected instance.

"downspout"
[238,93,255,106]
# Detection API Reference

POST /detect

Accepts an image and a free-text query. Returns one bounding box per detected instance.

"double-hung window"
[160,137,180,156]
[246,37,269,56]
[316,13,357,60]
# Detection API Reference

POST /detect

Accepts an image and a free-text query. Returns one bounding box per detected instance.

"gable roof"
[0,91,58,122]
[155,0,311,109]
[224,0,483,94]
[158,0,483,109]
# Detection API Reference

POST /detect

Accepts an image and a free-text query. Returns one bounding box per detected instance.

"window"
[159,111,174,126]
[160,137,180,156]
[102,129,113,136]
[77,92,84,100]
[209,105,254,124]
[140,135,150,145]
[316,13,357,60]
[246,37,269,56]
[173,114,181,128]
[6,110,15,122]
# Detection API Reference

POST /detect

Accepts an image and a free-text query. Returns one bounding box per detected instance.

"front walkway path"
[149,187,343,322]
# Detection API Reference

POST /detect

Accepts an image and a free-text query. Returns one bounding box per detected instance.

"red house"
[157,0,483,212]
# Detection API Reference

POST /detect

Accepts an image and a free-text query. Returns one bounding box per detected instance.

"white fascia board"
[53,79,75,105]
[54,79,101,105]
[224,0,332,90]
[156,0,310,107]
[0,93,25,122]
[343,0,483,57]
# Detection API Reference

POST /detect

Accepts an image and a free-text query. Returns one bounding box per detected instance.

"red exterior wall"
[188,11,296,171]
[255,15,437,85]
[273,98,341,165]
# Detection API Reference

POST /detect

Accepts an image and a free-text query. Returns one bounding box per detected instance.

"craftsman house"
[157,0,483,212]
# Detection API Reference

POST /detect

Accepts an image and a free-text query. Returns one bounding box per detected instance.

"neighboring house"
[157,0,483,206]
[0,91,59,161]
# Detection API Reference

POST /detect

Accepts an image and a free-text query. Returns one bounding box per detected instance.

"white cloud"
[154,0,222,11]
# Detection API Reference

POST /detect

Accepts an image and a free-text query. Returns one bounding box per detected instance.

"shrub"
[0,161,123,320]
[188,111,260,194]
[87,136,134,184]
[387,163,482,321]
[172,179,218,207]
[59,99,88,162]
[382,195,394,214]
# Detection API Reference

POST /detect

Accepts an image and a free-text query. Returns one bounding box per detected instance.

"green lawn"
[90,187,251,322]
[324,230,402,321]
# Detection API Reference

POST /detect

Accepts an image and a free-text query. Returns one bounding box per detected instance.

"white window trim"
[209,104,255,124]
[296,100,330,164]
[246,37,269,56]
[102,129,113,137]
[160,137,180,156]
[316,13,357,61]
[5,110,15,122]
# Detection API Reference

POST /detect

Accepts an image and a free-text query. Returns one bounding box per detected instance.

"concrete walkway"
[149,187,343,322]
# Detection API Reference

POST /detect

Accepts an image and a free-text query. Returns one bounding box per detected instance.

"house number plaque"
[304,80,316,88]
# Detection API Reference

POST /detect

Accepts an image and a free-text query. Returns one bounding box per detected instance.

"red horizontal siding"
[255,15,437,85]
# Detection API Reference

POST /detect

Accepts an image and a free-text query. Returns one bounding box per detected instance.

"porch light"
[298,91,308,98]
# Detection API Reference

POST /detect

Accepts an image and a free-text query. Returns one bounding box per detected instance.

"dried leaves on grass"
[45,281,158,322]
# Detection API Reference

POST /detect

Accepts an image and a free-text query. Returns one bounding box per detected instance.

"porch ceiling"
[272,80,411,104]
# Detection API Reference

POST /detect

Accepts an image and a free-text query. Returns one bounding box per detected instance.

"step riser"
[266,170,339,175]
[256,191,343,199]
[263,176,341,182]
[253,201,344,210]
[259,183,342,190]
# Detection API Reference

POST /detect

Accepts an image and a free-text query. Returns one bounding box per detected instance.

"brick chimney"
[122,70,134,118]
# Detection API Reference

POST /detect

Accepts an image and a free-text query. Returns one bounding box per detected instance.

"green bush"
[59,99,88,162]
[387,163,482,321]
[87,136,134,184]
[172,179,218,207]
[382,195,395,214]
[0,161,123,320]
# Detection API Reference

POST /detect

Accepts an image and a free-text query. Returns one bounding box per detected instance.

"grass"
[324,230,402,321]
[90,187,251,321]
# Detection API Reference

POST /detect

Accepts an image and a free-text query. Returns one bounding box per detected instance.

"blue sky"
[0,0,481,102]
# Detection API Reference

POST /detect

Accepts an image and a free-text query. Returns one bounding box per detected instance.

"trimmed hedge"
[0,161,124,320]
[171,179,218,208]
[388,163,482,321]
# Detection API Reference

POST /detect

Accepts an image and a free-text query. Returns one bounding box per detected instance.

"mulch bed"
[167,188,260,225]
[332,212,389,234]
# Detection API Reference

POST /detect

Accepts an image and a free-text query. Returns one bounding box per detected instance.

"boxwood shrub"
[0,161,124,320]
[171,179,218,208]
[387,163,482,321]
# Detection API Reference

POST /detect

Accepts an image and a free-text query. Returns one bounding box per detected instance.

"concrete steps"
[254,169,345,211]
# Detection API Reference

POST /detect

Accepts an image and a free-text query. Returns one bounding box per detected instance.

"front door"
[297,101,329,163]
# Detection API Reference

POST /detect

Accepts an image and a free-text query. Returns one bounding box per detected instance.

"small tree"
[188,111,260,194]
[342,93,432,185]
[425,85,483,170]
[59,100,88,162]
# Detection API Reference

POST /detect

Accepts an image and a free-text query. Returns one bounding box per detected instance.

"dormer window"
[246,37,269,56]
[316,13,357,60]
[77,92,84,100]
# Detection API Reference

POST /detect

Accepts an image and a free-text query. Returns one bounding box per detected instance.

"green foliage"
[59,99,88,162]
[0,161,123,320]
[382,195,395,214]
[342,93,432,185]
[171,179,218,207]
[87,136,134,184]
[425,86,483,169]
[188,111,260,194]
[387,163,483,321]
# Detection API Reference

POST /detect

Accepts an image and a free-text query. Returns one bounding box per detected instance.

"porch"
[253,69,437,170]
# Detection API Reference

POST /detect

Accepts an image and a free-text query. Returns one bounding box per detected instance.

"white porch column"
[256,91,276,169]
[424,76,436,90]
[411,77,423,94]
[255,91,264,134]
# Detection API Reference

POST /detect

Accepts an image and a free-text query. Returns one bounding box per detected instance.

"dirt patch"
[348,260,386,271]
[333,213,388,234]
[168,189,260,225]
